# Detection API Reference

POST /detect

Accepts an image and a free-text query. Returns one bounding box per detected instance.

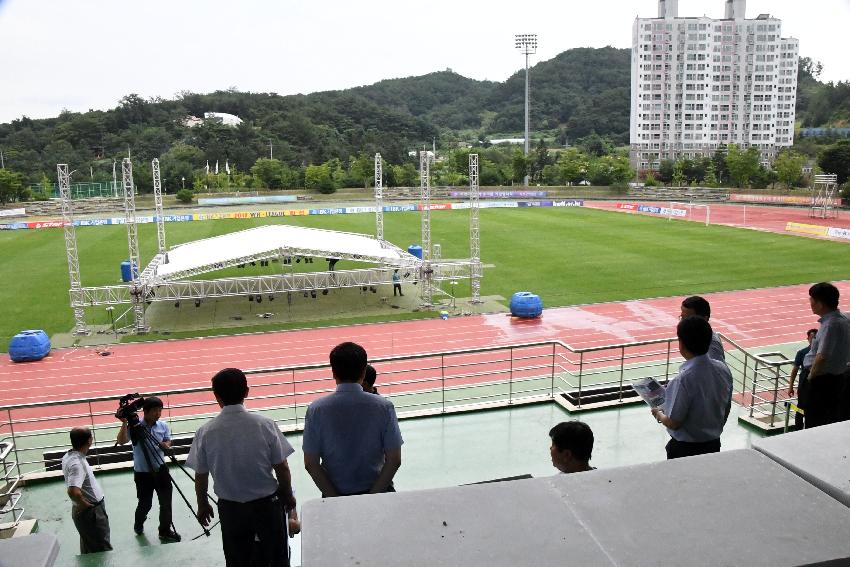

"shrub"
[176,189,194,204]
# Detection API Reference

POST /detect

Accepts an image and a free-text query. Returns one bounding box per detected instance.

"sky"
[1,0,848,124]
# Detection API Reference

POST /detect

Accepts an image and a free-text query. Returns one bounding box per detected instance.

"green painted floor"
[19,401,765,566]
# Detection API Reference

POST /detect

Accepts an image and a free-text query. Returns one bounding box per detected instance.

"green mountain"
[0,47,847,188]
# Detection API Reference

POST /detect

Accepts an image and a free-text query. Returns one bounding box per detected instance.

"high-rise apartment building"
[630,0,799,171]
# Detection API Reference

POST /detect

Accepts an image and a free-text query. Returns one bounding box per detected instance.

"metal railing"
[0,440,25,527]
[0,334,793,479]
[718,333,794,429]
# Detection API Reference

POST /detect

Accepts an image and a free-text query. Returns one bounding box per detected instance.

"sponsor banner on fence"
[26,220,65,229]
[198,195,298,206]
[638,204,687,217]
[553,200,584,207]
[617,202,639,211]
[731,194,842,206]
[827,227,850,240]
[450,191,548,198]
[785,222,830,237]
[0,208,26,218]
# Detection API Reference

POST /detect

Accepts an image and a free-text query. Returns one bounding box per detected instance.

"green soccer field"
[1,206,848,350]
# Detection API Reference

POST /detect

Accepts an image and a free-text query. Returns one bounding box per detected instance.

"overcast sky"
[1,0,848,124]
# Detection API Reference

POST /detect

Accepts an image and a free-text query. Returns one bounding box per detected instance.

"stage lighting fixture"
[370,287,377,293]
[238,264,245,268]
[269,295,274,302]
[194,299,201,308]
[310,290,317,299]
[303,292,309,298]
[251,261,256,266]
[362,286,368,292]
[174,301,180,308]
[257,296,262,304]
[296,258,301,263]
[322,289,328,295]
[404,272,410,278]
[248,295,254,302]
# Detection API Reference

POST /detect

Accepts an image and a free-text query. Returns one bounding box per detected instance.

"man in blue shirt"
[303,342,403,497]
[117,396,180,541]
[806,282,850,427]
[652,316,733,459]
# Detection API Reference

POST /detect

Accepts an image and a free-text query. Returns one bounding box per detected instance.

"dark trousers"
[806,373,845,428]
[218,494,289,567]
[134,467,173,533]
[393,283,403,296]
[72,499,112,554]
[793,372,810,431]
[666,438,721,460]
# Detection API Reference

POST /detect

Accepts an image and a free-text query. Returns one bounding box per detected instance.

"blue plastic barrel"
[408,245,423,259]
[510,292,543,318]
[121,260,138,282]
[9,330,51,362]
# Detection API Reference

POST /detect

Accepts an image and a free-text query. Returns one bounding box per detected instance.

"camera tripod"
[127,418,220,541]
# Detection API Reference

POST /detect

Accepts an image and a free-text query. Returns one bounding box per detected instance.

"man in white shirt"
[187,368,297,567]
[62,426,112,554]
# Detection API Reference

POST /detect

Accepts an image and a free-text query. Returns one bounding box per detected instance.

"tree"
[588,154,633,186]
[530,139,551,183]
[557,148,590,185]
[725,145,760,188]
[175,189,194,204]
[0,168,23,203]
[511,149,527,184]
[773,151,806,189]
[304,163,335,193]
[703,163,718,188]
[671,161,687,187]
[818,140,850,185]
[250,158,285,189]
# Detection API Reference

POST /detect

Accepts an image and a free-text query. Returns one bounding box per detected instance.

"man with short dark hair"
[788,329,818,430]
[549,421,595,474]
[62,426,112,554]
[680,295,725,361]
[652,316,734,459]
[303,342,403,497]
[806,283,850,428]
[116,396,180,541]
[362,364,379,395]
[187,368,296,567]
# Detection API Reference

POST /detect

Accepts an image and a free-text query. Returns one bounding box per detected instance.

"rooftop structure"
[630,0,799,170]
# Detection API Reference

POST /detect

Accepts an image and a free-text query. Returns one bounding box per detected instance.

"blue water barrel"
[510,292,543,318]
[120,260,138,282]
[408,245,423,259]
[9,330,51,362]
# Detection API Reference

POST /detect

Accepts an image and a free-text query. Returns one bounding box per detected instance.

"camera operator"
[116,396,181,542]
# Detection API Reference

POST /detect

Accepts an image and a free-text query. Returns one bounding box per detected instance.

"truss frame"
[122,158,147,333]
[151,158,167,256]
[419,151,433,307]
[57,164,90,335]
[468,154,483,304]
[375,153,384,242]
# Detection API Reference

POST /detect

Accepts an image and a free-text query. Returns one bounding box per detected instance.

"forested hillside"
[0,47,847,193]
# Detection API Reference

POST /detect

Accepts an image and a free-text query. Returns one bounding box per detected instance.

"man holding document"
[644,316,733,460]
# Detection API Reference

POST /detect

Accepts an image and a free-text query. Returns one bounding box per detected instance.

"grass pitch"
[1,206,848,350]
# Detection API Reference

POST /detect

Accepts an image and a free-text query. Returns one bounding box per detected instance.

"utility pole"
[0,149,5,169]
[269,140,274,160]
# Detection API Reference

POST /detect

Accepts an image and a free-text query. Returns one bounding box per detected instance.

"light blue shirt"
[186,404,294,502]
[813,310,850,375]
[663,354,733,443]
[709,332,726,362]
[303,383,403,495]
[132,420,171,473]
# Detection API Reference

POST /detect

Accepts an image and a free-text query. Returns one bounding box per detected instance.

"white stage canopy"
[152,225,419,282]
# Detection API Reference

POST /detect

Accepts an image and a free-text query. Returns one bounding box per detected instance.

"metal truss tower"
[151,158,167,257]
[419,151,433,306]
[468,154,483,304]
[374,153,384,242]
[811,174,839,219]
[122,158,147,333]
[57,164,90,335]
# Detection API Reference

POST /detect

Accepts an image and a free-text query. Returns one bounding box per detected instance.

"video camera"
[115,393,146,427]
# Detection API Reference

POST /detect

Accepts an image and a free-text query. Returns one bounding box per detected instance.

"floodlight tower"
[468,154,482,304]
[515,33,538,187]
[374,153,384,242]
[419,150,433,307]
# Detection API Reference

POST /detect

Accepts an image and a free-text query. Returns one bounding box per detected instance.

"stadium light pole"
[515,33,537,188]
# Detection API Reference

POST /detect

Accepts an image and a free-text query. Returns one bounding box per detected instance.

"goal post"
[669,201,711,226]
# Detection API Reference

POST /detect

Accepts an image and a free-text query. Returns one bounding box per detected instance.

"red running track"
[3,281,845,408]
[586,201,850,240]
